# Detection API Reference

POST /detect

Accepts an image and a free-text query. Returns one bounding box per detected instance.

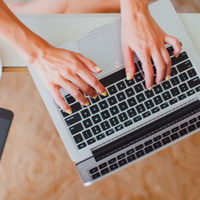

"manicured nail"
[95,66,102,72]
[165,75,170,81]
[176,53,179,58]
[85,101,90,106]
[102,91,107,96]
[93,94,98,99]
[157,82,160,85]
[66,109,72,115]
[126,72,131,80]
[148,86,153,90]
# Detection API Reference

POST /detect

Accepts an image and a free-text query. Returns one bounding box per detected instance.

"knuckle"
[90,76,99,85]
[73,90,82,99]
[84,85,92,94]
[165,57,171,66]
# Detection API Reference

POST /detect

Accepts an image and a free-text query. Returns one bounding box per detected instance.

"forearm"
[0,1,48,64]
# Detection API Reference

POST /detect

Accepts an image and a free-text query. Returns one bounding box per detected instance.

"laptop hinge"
[92,99,200,162]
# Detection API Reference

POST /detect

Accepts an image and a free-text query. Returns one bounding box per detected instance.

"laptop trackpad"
[76,22,124,72]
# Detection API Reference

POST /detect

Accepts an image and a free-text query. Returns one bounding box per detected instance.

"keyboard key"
[100,121,110,131]
[135,144,144,151]
[127,108,137,118]
[65,113,82,126]
[118,159,128,166]
[188,77,200,89]
[99,163,107,169]
[92,114,102,124]
[188,124,196,132]
[136,63,141,72]
[107,96,117,106]
[65,95,76,104]
[144,145,154,154]
[188,69,197,78]
[162,91,172,101]
[177,59,192,72]
[126,149,135,155]
[117,81,126,90]
[92,125,101,135]
[100,168,109,175]
[70,102,82,113]
[160,102,169,109]
[108,158,117,165]
[91,95,100,104]
[162,137,171,145]
[87,137,96,145]
[83,130,92,139]
[145,100,154,109]
[108,85,118,95]
[179,83,189,92]
[145,90,154,98]
[169,98,178,105]
[115,124,124,132]
[153,95,163,105]
[178,94,187,101]
[69,123,84,135]
[127,154,136,162]
[73,134,83,144]
[124,120,133,127]
[136,93,146,103]
[195,86,200,92]
[110,117,119,126]
[105,129,115,136]
[119,101,128,111]
[110,106,120,116]
[109,163,118,171]
[171,126,180,133]
[116,92,126,102]
[118,112,128,122]
[196,121,200,128]
[134,83,144,93]
[189,118,197,124]
[162,81,172,90]
[136,150,145,158]
[180,122,189,129]
[179,72,189,82]
[171,133,179,140]
[99,100,109,110]
[170,77,180,86]
[125,79,135,86]
[151,107,160,114]
[133,115,142,122]
[138,61,142,69]
[172,52,188,66]
[101,110,110,120]
[144,140,153,146]
[162,131,171,137]
[154,85,163,94]
[170,87,180,97]
[125,88,135,97]
[153,141,162,149]
[135,73,144,83]
[171,67,178,77]
[60,110,68,118]
[127,97,137,107]
[90,105,100,114]
[89,167,98,174]
[153,135,162,142]
[83,118,93,128]
[117,153,126,160]
[81,109,91,119]
[142,111,151,118]
[167,46,174,56]
[96,133,105,140]
[179,129,188,136]
[92,172,101,180]
[187,89,195,96]
[77,142,87,150]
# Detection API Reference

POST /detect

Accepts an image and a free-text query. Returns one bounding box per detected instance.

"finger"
[58,78,90,106]
[75,53,103,73]
[48,84,72,114]
[164,35,182,57]
[160,47,172,80]
[136,50,154,90]
[151,49,166,84]
[122,45,135,80]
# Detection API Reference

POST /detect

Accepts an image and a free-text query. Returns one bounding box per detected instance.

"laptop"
[28,0,200,186]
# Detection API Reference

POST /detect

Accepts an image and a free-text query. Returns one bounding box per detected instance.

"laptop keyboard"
[57,46,200,150]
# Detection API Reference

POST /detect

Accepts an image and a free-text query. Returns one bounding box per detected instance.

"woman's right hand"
[30,44,106,114]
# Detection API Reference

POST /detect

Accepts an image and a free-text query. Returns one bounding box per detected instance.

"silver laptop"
[28,0,200,186]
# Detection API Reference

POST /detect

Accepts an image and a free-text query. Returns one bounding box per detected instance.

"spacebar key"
[100,68,126,87]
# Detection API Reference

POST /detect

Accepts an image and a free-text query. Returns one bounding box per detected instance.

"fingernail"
[165,75,170,81]
[102,91,107,96]
[95,66,102,72]
[93,94,98,99]
[157,82,160,85]
[66,109,72,115]
[148,86,153,90]
[85,101,90,106]
[176,53,179,58]
[126,72,131,80]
